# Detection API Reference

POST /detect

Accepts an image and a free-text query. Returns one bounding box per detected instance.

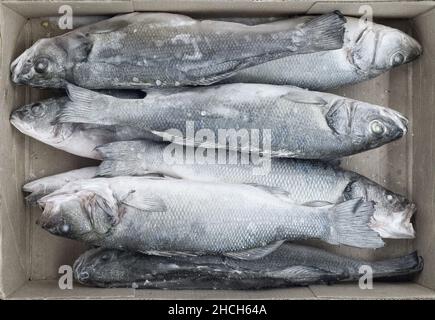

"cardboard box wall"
[0,0,434,299]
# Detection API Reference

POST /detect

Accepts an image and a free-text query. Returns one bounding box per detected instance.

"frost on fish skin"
[11,12,346,89]
[225,17,422,90]
[55,83,408,159]
[95,139,415,239]
[38,177,383,252]
[9,91,158,159]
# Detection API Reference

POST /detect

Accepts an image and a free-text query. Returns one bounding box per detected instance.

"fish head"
[351,24,422,75]
[11,33,92,88]
[73,248,134,284]
[326,99,408,150]
[343,177,416,239]
[11,38,68,88]
[10,97,77,145]
[37,188,115,241]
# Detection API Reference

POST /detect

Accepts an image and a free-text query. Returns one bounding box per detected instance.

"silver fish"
[10,12,346,89]
[224,17,422,90]
[95,140,416,239]
[38,177,384,253]
[55,83,408,159]
[9,94,160,159]
[73,244,423,289]
[22,167,98,205]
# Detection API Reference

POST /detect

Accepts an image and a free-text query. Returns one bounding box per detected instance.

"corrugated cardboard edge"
[2,1,435,18]
[0,0,435,299]
[0,3,29,299]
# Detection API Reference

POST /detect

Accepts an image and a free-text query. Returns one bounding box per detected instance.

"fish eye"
[31,103,45,116]
[60,224,70,233]
[100,254,110,261]
[79,271,90,280]
[370,120,386,135]
[34,57,49,73]
[391,52,405,67]
[386,194,394,203]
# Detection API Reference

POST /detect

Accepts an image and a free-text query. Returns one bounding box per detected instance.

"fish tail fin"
[96,141,152,177]
[54,84,116,125]
[370,252,423,279]
[327,198,384,248]
[97,160,150,177]
[300,11,346,51]
[96,141,147,161]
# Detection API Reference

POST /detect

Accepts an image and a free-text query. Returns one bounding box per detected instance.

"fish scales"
[55,83,408,159]
[11,12,346,88]
[73,244,423,289]
[38,177,384,253]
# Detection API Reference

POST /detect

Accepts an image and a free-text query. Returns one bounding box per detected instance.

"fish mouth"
[10,115,33,134]
[36,201,65,234]
[404,36,423,63]
[10,56,29,84]
[22,181,43,193]
[369,202,416,239]
[11,73,27,85]
[387,109,409,137]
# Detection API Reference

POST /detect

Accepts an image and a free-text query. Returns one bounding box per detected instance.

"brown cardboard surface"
[0,0,435,299]
[411,8,435,291]
[308,1,435,18]
[2,1,134,17]
[0,3,30,299]
[133,287,316,300]
[8,280,135,299]
[310,282,435,299]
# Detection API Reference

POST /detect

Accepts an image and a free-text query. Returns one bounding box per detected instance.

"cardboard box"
[0,0,434,299]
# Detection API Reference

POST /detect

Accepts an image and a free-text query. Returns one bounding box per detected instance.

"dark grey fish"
[73,243,423,289]
[10,12,346,89]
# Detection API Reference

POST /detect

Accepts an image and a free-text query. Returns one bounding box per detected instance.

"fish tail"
[95,141,146,161]
[327,198,384,248]
[300,11,346,51]
[370,252,423,279]
[54,84,116,125]
[97,160,149,177]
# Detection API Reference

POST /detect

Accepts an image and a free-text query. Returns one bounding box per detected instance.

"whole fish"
[38,177,384,253]
[55,83,408,159]
[22,167,98,205]
[10,12,346,89]
[10,94,160,159]
[96,140,416,239]
[223,17,422,90]
[73,244,423,289]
